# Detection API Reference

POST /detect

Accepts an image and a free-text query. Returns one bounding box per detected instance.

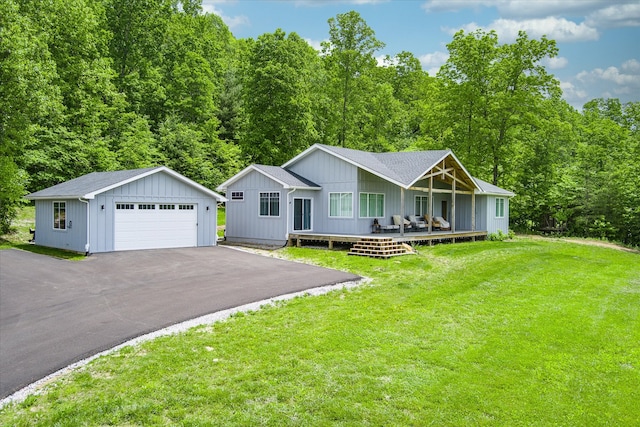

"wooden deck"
[287,230,487,249]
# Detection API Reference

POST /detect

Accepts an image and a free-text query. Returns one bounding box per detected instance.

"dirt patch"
[526,235,639,254]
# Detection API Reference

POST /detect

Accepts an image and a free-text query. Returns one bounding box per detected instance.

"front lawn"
[0,206,85,260]
[1,239,639,425]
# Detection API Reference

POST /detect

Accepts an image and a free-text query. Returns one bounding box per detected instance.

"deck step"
[348,238,413,259]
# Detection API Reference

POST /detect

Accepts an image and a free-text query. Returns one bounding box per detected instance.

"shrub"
[488,229,513,241]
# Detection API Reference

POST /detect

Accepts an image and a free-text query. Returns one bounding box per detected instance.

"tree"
[321,11,384,147]
[104,0,172,127]
[0,0,64,232]
[242,29,322,165]
[438,29,560,185]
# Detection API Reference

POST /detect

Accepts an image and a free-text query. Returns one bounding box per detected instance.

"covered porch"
[396,151,480,237]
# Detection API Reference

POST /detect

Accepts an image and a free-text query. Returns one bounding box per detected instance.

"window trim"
[415,195,429,216]
[230,191,244,201]
[53,201,66,230]
[495,197,505,218]
[293,197,313,231]
[259,191,281,217]
[359,192,385,218]
[328,192,353,218]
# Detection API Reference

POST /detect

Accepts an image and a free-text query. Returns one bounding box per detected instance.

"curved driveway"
[0,247,359,399]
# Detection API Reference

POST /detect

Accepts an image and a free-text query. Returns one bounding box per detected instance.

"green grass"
[1,239,639,425]
[0,206,91,260]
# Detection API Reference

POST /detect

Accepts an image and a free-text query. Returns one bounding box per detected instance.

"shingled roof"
[26,166,225,200]
[216,164,321,191]
[284,144,479,190]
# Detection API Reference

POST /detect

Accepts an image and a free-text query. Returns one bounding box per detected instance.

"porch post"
[451,170,456,233]
[400,187,405,237]
[428,176,433,234]
[471,189,476,231]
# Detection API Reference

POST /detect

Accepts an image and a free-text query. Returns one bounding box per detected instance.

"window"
[159,204,175,210]
[138,204,155,210]
[329,192,353,218]
[116,203,134,210]
[495,198,505,218]
[231,191,244,201]
[53,201,66,230]
[179,204,194,210]
[359,193,384,218]
[415,195,429,216]
[259,192,280,216]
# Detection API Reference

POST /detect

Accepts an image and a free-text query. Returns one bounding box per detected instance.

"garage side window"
[259,192,280,217]
[231,191,244,201]
[53,201,66,230]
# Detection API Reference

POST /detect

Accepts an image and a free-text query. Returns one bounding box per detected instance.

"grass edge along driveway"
[1,238,639,426]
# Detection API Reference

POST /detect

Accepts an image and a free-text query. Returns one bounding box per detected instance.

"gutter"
[285,188,296,242]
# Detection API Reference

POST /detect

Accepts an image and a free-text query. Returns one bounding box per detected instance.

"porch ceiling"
[414,154,477,191]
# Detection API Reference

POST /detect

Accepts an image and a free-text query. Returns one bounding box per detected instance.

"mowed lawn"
[1,239,639,426]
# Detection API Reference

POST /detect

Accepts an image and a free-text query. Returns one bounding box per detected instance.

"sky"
[203,0,640,110]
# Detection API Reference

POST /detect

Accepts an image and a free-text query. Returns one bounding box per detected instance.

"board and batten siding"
[225,170,288,246]
[485,195,510,235]
[289,150,359,235]
[88,172,218,253]
[34,199,88,253]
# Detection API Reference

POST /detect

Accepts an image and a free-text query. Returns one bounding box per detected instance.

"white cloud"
[560,80,588,104]
[444,17,600,43]
[585,3,640,29]
[543,56,569,70]
[577,65,640,86]
[305,38,326,52]
[294,0,389,5]
[201,1,250,30]
[563,58,640,107]
[423,0,611,20]
[622,59,640,73]
[418,51,449,75]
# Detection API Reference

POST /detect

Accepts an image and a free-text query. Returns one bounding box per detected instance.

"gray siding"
[485,195,510,234]
[475,196,488,231]
[35,171,218,253]
[289,150,360,235]
[225,170,287,245]
[34,199,88,253]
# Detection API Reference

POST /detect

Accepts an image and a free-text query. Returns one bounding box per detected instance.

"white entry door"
[114,203,198,251]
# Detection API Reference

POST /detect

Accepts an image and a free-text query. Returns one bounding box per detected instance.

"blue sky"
[203,0,640,109]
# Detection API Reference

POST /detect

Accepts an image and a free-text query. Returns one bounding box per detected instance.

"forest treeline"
[1,0,638,246]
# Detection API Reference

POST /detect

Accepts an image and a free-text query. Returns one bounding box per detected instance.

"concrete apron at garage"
[0,247,359,399]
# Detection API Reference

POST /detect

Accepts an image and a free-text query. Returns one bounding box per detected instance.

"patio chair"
[434,216,451,230]
[408,215,427,230]
[424,215,441,230]
[392,215,412,231]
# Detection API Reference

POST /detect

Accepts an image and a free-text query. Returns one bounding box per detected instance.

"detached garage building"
[26,166,226,254]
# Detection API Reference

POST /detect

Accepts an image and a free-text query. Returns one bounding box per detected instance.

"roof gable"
[26,167,226,201]
[283,144,478,190]
[216,164,321,191]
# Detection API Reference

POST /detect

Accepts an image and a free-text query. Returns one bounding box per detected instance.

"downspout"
[78,198,90,255]
[286,188,296,244]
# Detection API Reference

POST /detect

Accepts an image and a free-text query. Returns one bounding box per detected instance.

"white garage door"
[114,203,197,251]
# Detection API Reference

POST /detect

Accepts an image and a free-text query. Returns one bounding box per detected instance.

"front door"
[441,200,448,221]
[293,198,312,231]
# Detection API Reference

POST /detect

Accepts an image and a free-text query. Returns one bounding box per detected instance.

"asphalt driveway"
[0,247,359,399]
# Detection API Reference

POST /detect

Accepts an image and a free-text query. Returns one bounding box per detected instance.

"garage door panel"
[114,203,197,251]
